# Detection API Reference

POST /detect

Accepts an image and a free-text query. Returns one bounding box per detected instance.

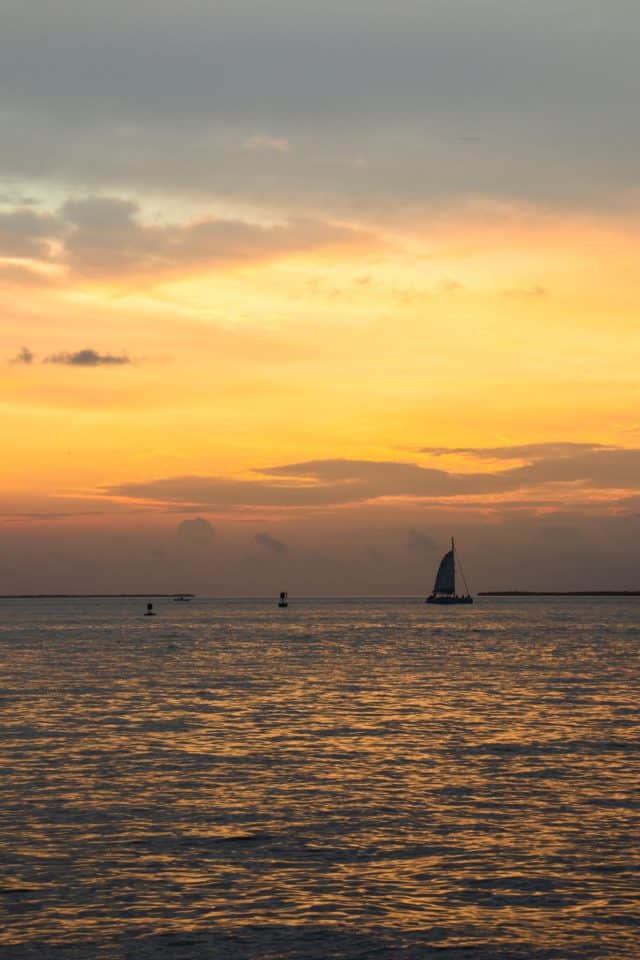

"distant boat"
[173,595,192,602]
[426,538,473,605]
[278,591,289,608]
[144,602,156,616]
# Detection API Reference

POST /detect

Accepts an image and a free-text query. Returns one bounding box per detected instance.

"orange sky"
[2,2,640,591]
[3,204,640,499]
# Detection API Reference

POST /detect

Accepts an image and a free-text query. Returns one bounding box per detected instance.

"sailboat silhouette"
[426,538,473,604]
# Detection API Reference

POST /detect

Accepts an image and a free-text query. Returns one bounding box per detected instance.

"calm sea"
[0,597,638,959]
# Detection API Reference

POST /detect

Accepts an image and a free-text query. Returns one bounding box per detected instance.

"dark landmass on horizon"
[0,594,196,599]
[479,591,640,596]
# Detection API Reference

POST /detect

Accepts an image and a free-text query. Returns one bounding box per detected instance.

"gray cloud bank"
[0,208,59,258]
[0,195,369,280]
[1,1,638,210]
[104,444,640,511]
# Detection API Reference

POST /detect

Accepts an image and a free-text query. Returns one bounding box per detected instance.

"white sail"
[433,549,455,595]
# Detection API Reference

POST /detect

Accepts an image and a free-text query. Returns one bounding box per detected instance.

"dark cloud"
[256,458,503,499]
[508,447,640,489]
[176,517,215,544]
[61,197,369,278]
[106,473,366,508]
[0,194,371,280]
[255,531,287,554]
[407,528,438,554]
[266,449,640,495]
[45,349,131,366]
[0,208,60,258]
[104,445,640,511]
[11,346,34,365]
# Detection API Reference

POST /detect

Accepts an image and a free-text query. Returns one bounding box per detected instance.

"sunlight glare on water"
[0,597,638,959]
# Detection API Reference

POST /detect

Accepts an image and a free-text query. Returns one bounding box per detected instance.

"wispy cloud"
[11,345,34,365]
[0,263,58,287]
[255,531,287,554]
[407,528,437,554]
[420,443,611,461]
[244,134,290,153]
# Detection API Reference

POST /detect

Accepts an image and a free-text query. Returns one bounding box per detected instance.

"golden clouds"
[1,196,640,528]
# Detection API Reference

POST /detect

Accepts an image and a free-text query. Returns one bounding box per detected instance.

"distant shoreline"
[0,594,195,599]
[478,591,640,597]
[1,591,639,599]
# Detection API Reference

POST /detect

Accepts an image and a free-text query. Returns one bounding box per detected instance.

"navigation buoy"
[145,602,156,616]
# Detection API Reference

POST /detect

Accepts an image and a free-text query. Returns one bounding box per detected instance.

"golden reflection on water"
[0,597,638,958]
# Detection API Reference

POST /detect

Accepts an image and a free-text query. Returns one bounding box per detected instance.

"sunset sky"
[2,0,640,593]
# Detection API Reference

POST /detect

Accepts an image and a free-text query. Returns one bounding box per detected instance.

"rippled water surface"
[1,597,638,959]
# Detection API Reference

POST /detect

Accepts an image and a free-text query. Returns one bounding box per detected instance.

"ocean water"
[0,597,638,960]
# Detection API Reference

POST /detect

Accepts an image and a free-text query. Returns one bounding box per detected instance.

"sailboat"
[278,591,289,608]
[426,538,473,604]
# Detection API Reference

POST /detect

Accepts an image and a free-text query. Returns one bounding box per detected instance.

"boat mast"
[458,560,471,597]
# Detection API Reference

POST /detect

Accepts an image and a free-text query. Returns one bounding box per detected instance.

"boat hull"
[425,594,473,605]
